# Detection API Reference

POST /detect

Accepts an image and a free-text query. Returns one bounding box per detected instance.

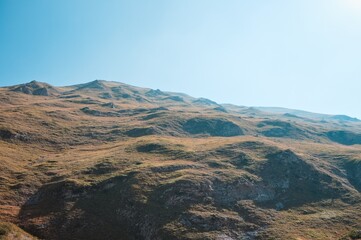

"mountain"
[8,80,61,96]
[0,80,361,240]
[255,106,360,122]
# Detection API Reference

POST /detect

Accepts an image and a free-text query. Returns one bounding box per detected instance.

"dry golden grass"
[1,81,361,239]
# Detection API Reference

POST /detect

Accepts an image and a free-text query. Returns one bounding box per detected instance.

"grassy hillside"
[0,222,36,240]
[0,80,361,240]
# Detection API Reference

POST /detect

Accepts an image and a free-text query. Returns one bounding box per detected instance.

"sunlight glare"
[345,0,361,9]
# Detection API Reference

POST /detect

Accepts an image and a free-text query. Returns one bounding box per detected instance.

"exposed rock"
[150,164,191,173]
[142,112,165,120]
[83,162,117,175]
[19,174,162,240]
[75,80,107,91]
[136,143,167,153]
[283,113,301,118]
[212,176,274,205]
[257,120,292,129]
[0,129,31,142]
[33,87,49,96]
[164,96,184,102]
[81,106,169,118]
[10,80,59,96]
[183,118,243,137]
[0,129,14,140]
[261,127,288,137]
[80,107,119,117]
[101,102,116,109]
[213,144,255,168]
[192,98,219,106]
[136,142,193,159]
[258,120,305,138]
[227,153,253,169]
[259,150,346,207]
[145,89,167,97]
[134,96,146,102]
[110,87,138,100]
[59,94,81,99]
[148,107,168,112]
[69,98,100,104]
[327,130,361,145]
[213,106,228,113]
[179,209,246,235]
[99,92,113,99]
[125,127,156,137]
[344,161,361,191]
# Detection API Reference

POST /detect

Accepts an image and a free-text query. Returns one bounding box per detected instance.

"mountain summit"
[9,80,60,96]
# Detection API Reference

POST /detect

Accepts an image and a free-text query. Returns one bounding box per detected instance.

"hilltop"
[0,80,361,240]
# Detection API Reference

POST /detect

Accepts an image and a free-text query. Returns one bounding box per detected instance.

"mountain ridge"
[5,79,360,122]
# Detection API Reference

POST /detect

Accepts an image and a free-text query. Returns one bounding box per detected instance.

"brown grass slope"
[0,80,361,240]
[0,222,37,240]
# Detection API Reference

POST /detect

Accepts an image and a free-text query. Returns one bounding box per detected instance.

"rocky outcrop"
[75,80,107,91]
[261,127,288,137]
[98,92,113,99]
[212,176,274,205]
[145,89,167,97]
[125,127,156,137]
[344,161,361,191]
[0,129,14,140]
[80,107,119,117]
[164,96,184,102]
[257,120,305,139]
[101,102,116,109]
[82,162,117,175]
[0,129,31,142]
[10,80,59,96]
[327,131,361,145]
[192,98,219,106]
[259,150,347,207]
[136,143,168,153]
[183,118,243,137]
[213,106,228,113]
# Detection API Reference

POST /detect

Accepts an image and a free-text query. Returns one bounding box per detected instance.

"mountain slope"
[0,80,361,240]
[255,106,360,123]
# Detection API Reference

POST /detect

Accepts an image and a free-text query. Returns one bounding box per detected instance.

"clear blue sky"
[1,0,361,117]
